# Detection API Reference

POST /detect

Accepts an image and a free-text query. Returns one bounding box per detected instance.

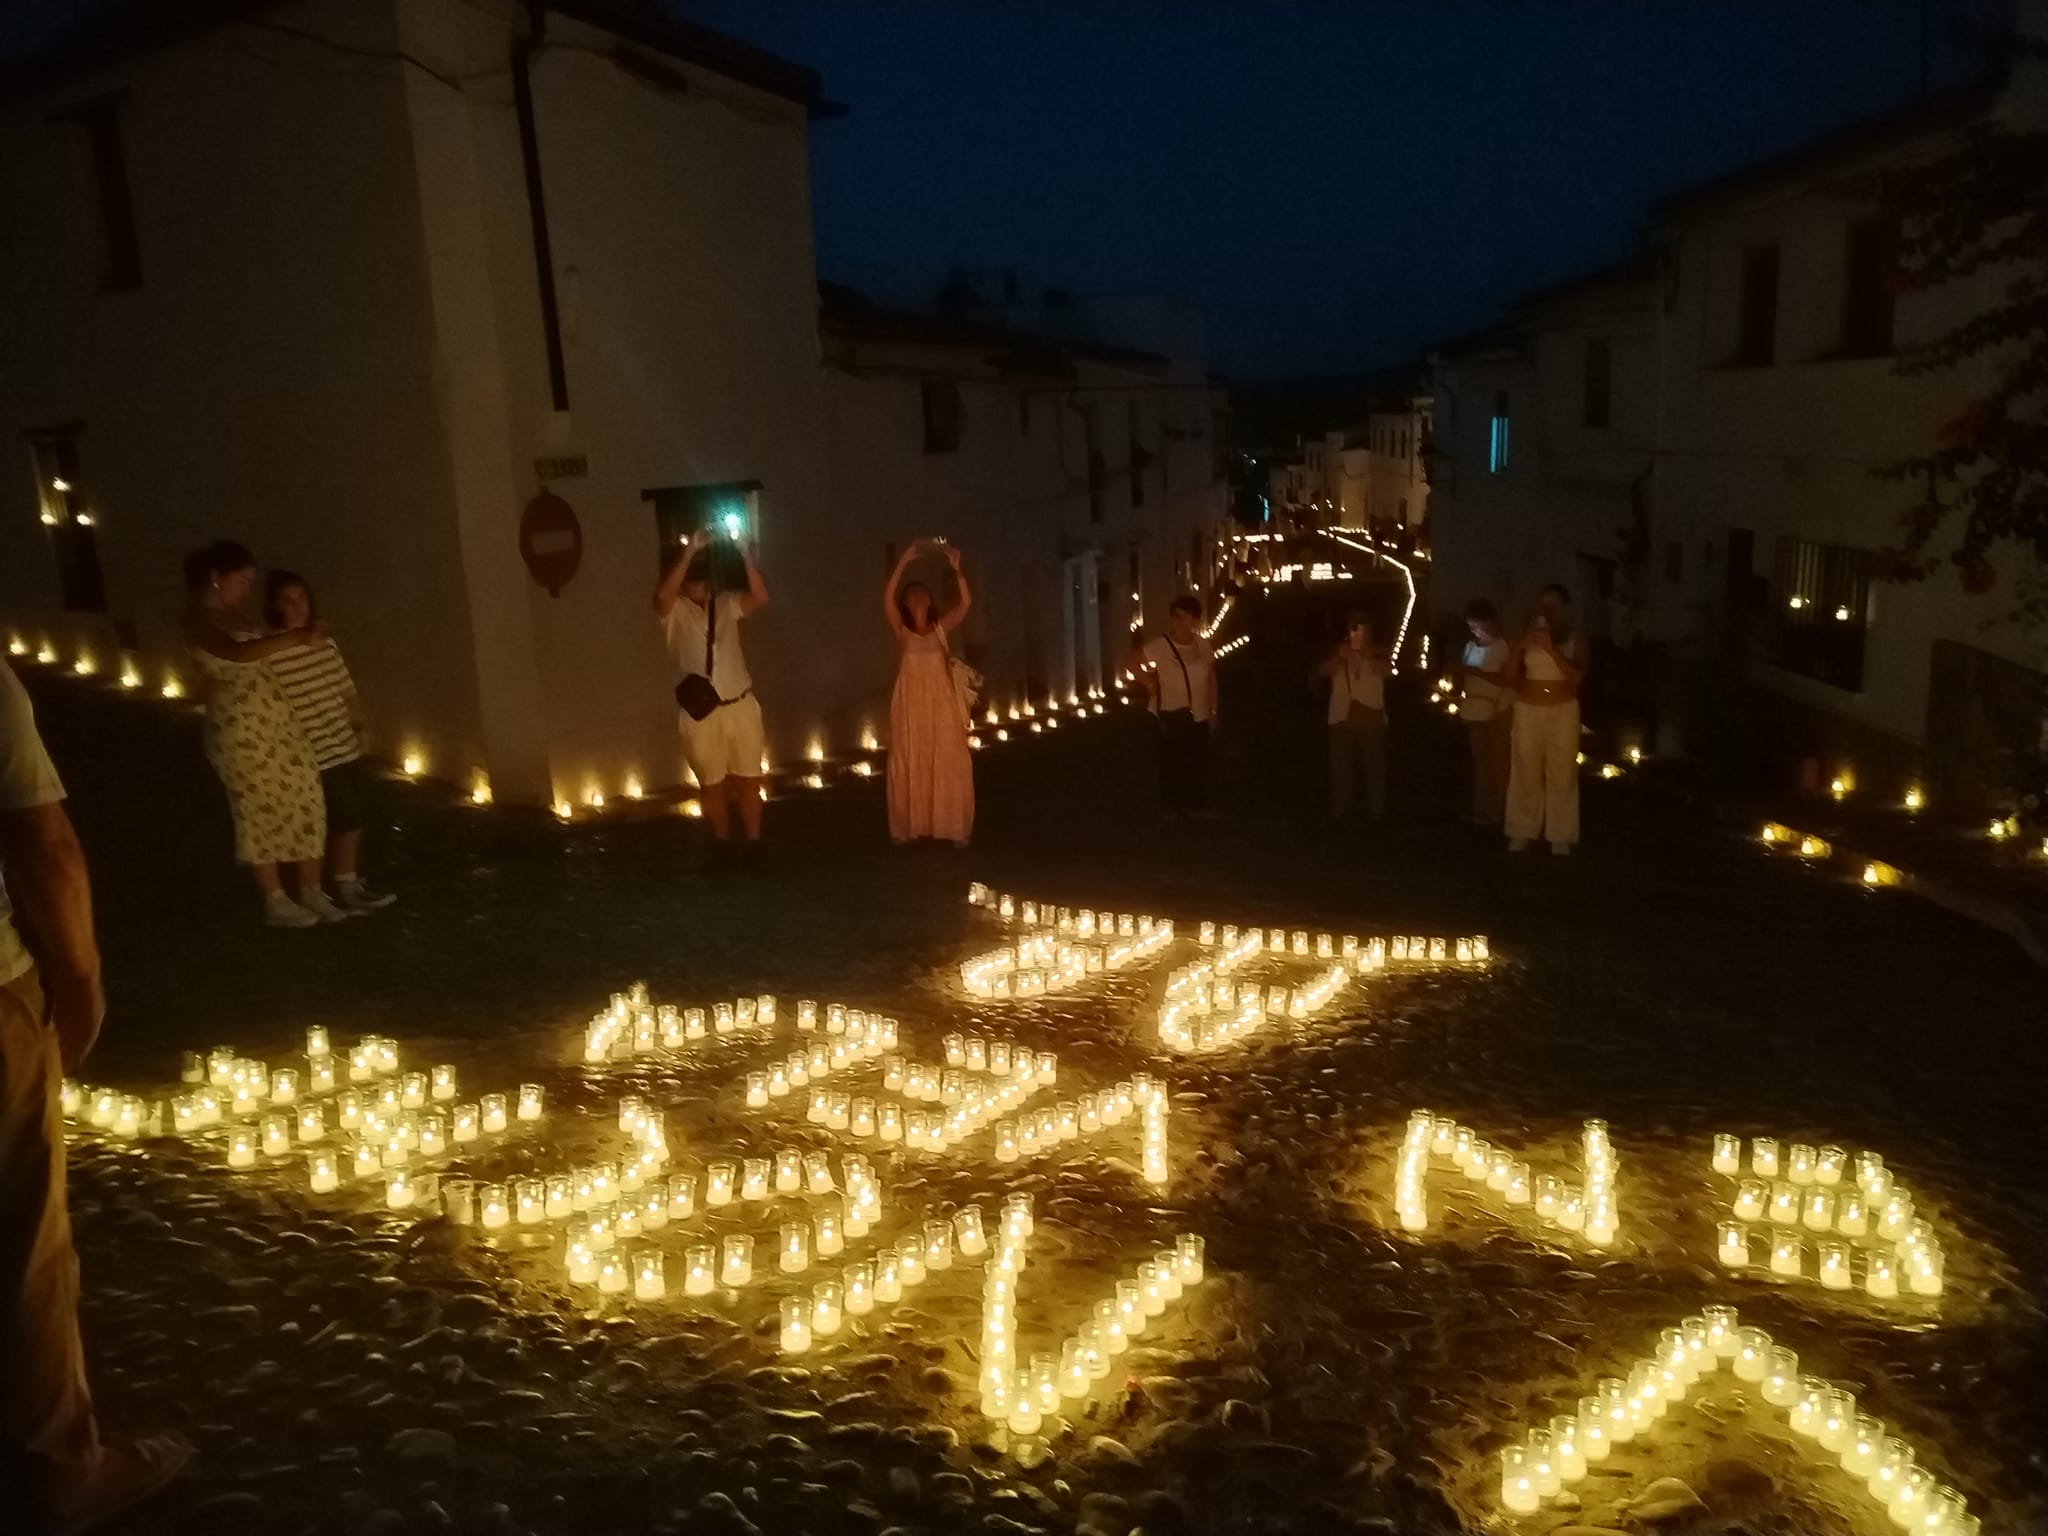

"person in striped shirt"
[263,573,397,912]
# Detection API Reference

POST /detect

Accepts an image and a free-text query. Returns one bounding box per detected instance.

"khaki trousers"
[1464,713,1511,823]
[0,968,98,1521]
[1505,699,1581,846]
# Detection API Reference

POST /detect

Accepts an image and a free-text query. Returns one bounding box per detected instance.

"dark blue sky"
[682,0,2002,378]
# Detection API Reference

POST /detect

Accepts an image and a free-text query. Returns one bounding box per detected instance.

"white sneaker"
[334,878,396,912]
[264,893,320,929]
[298,890,352,923]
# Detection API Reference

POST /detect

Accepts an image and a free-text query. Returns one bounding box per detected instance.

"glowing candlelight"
[309,1149,339,1192]
[517,1084,543,1121]
[1752,1137,1780,1177]
[480,1094,507,1134]
[706,1162,734,1207]
[1769,1229,1802,1277]
[1717,1220,1750,1268]
[721,1234,753,1286]
[1712,1133,1741,1175]
[262,1113,291,1157]
[634,1249,665,1300]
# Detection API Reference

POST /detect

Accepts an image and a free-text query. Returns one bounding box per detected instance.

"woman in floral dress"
[181,542,337,927]
[883,540,974,846]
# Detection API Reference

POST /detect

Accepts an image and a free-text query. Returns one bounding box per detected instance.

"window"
[1840,217,1896,358]
[1488,393,1511,473]
[1734,244,1780,365]
[1583,338,1612,428]
[1397,497,1407,523]
[55,95,141,291]
[921,380,963,454]
[30,431,107,613]
[1768,536,1871,691]
[1084,406,1104,523]
[644,480,761,588]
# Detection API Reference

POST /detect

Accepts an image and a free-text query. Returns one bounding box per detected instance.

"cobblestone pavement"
[21,626,2048,1536]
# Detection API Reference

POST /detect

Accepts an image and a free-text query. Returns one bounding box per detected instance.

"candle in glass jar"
[845,1259,874,1316]
[1751,1137,1780,1177]
[1819,1240,1852,1289]
[480,1182,509,1229]
[1803,1189,1835,1232]
[812,1279,843,1337]
[1733,1327,1771,1382]
[262,1113,291,1157]
[516,1178,544,1225]
[721,1234,752,1286]
[1787,1143,1817,1185]
[1712,1133,1742,1175]
[1842,1413,1885,1477]
[683,1243,714,1295]
[399,1072,426,1109]
[815,1209,844,1258]
[1761,1345,1800,1406]
[228,1128,257,1168]
[1769,1229,1802,1277]
[1908,1246,1944,1297]
[305,1025,330,1059]
[705,1162,734,1207]
[1733,1179,1766,1220]
[386,1171,416,1210]
[1865,1251,1898,1299]
[741,1159,769,1202]
[634,1249,665,1300]
[1717,1221,1750,1268]
[309,1149,339,1192]
[780,1295,811,1354]
[1500,1446,1539,1514]
[517,1084,543,1121]
[480,1094,507,1134]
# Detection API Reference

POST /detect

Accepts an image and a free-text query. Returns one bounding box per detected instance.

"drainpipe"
[511,3,570,412]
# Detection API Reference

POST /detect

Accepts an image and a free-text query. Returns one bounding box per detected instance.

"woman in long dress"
[884,540,974,846]
[181,541,337,927]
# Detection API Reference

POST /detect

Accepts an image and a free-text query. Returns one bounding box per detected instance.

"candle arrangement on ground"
[1394,1110,1621,1248]
[1707,1134,1945,1300]
[1495,1305,1979,1535]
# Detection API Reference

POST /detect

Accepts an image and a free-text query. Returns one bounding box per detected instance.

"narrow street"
[30,590,2048,1536]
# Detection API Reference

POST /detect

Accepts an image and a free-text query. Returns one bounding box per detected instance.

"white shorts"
[679,693,766,787]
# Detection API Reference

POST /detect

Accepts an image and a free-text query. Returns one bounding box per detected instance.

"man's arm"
[738,544,769,617]
[0,801,103,1070]
[654,531,708,621]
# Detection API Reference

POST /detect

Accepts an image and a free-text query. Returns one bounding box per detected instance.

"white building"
[818,288,1230,730]
[1362,398,1431,534]
[0,0,1232,808]
[1429,83,2045,780]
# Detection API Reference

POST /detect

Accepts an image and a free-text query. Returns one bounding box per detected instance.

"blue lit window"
[1488,393,1511,474]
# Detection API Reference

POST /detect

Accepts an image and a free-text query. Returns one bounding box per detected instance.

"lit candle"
[401,1072,427,1109]
[706,1162,734,1207]
[1908,1246,1944,1297]
[781,1221,809,1274]
[1836,1189,1869,1237]
[780,1296,812,1354]
[684,1244,715,1295]
[741,1159,770,1202]
[517,1084,543,1121]
[1712,1133,1742,1175]
[480,1094,507,1134]
[1733,1327,1771,1383]
[1751,1137,1780,1177]
[1499,1446,1538,1513]
[845,1258,874,1316]
[480,1183,509,1229]
[228,1128,257,1168]
[812,1279,843,1338]
[309,1149,339,1192]
[668,1174,696,1220]
[634,1249,665,1300]
[721,1234,753,1286]
[1815,1145,1846,1186]
[1717,1220,1750,1268]
[386,1171,416,1210]
[1769,1229,1802,1277]
[262,1113,291,1158]
[1761,1345,1800,1407]
[598,1253,628,1295]
[1842,1413,1885,1478]
[516,1178,545,1225]
[955,1204,987,1257]
[1803,1189,1835,1232]
[815,1209,844,1258]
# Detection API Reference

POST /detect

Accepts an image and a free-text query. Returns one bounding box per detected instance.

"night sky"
[682,0,2005,379]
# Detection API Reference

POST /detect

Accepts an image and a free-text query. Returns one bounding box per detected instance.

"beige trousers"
[1505,699,1581,846]
[1464,713,1511,823]
[1,968,99,1522]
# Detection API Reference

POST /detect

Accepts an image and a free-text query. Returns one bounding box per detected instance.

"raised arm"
[937,544,972,631]
[654,530,708,621]
[737,543,769,617]
[883,543,916,635]
[183,612,320,662]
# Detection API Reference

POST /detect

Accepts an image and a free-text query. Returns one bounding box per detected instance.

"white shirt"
[1459,636,1510,721]
[1327,648,1385,723]
[662,593,753,702]
[0,662,67,986]
[1521,629,1581,685]
[1142,635,1214,722]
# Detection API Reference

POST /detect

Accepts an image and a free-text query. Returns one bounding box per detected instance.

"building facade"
[1428,84,2045,778]
[0,0,1232,808]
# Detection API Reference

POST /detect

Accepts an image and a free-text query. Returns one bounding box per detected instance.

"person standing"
[1322,612,1389,822]
[1127,595,1217,821]
[883,540,975,846]
[263,572,397,913]
[2,660,192,1530]
[656,527,769,868]
[1456,599,1512,826]
[1503,583,1586,854]
[182,542,337,926]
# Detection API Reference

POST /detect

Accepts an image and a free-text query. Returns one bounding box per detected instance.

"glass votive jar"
[1841,1412,1885,1476]
[780,1295,811,1354]
[684,1243,715,1296]
[1463,1139,1493,1182]
[1176,1233,1205,1284]
[1769,1229,1802,1277]
[1866,1251,1899,1299]
[1819,1239,1852,1289]
[1712,1133,1742,1175]
[479,1182,509,1230]
[430,1064,456,1101]
[815,1209,844,1258]
[720,1234,752,1287]
[1751,1136,1780,1177]
[1815,1144,1846,1186]
[812,1279,843,1337]
[1761,1345,1800,1406]
[1525,1427,1559,1497]
[480,1093,507,1133]
[1817,1388,1857,1453]
[596,1252,628,1295]
[515,1177,545,1225]
[922,1219,952,1271]
[634,1248,665,1300]
[705,1161,735,1207]
[260,1112,291,1157]
[741,1159,770,1202]
[308,1148,340,1193]
[780,1221,809,1274]
[1500,1446,1539,1514]
[1803,1189,1835,1232]
[1717,1220,1750,1268]
[1732,1331,1772,1385]
[1549,1414,1586,1482]
[667,1173,696,1221]
[1769,1181,1800,1223]
[804,1152,834,1195]
[1889,1468,1932,1528]
[1868,1437,1914,1502]
[1594,1377,1633,1444]
[1908,1246,1944,1297]
[400,1071,427,1109]
[844,1258,874,1316]
[1733,1179,1766,1220]
[1837,1189,1869,1237]
[1789,1376,1831,1437]
[1787,1142,1817,1185]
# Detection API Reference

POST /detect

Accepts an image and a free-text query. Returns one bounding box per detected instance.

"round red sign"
[520,490,583,597]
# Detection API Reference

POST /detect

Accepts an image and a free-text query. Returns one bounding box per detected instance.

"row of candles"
[977,1213,1206,1436]
[965,885,1493,970]
[1496,1305,1977,1536]
[582,987,782,1063]
[778,1196,1010,1352]
[959,925,1176,999]
[1396,1112,1621,1248]
[1158,962,1356,1053]
[1710,1135,1943,1297]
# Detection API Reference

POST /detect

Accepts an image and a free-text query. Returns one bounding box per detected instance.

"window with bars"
[1487,393,1511,473]
[1767,536,1870,691]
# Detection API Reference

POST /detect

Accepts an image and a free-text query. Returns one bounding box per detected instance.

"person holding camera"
[1125,594,1218,822]
[1503,583,1585,854]
[656,527,769,868]
[882,539,975,847]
